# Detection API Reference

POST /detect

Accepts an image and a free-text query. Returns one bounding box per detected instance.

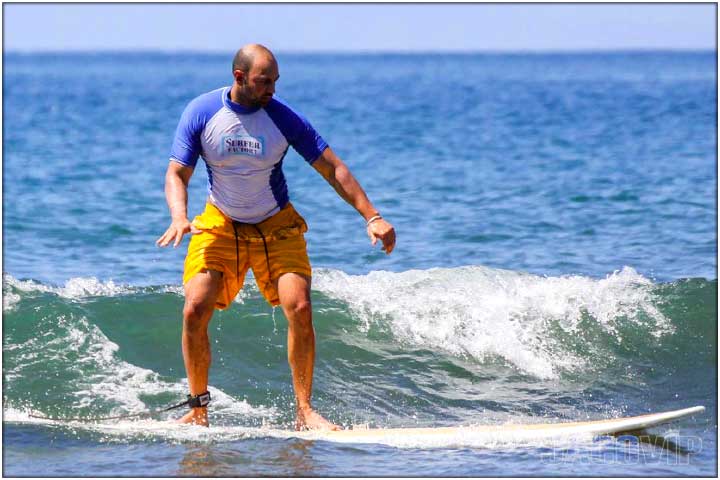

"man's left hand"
[367,219,396,254]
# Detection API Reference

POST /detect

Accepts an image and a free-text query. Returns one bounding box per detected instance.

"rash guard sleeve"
[169,90,224,167]
[264,97,329,164]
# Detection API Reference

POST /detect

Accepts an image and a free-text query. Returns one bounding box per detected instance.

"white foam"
[2,273,258,306]
[2,273,278,426]
[3,291,21,311]
[4,309,277,423]
[3,273,137,300]
[4,405,290,444]
[314,265,673,379]
[159,284,185,296]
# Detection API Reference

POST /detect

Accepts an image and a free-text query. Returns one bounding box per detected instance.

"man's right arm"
[156,161,197,248]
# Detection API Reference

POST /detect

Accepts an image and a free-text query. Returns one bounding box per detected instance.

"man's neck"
[229,84,254,108]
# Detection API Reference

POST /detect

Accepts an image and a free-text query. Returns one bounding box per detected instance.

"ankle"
[297,404,313,413]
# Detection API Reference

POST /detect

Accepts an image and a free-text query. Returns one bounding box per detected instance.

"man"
[156,44,396,430]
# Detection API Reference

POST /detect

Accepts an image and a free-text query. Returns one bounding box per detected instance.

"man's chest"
[200,109,289,169]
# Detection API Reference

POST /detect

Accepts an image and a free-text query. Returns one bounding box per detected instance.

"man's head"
[232,44,279,107]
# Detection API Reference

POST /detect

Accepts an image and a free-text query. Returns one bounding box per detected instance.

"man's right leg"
[176,269,223,426]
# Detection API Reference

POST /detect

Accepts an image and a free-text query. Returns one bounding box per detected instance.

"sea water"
[3,51,717,476]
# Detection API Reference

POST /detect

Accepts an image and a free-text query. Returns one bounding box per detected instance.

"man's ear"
[233,69,244,84]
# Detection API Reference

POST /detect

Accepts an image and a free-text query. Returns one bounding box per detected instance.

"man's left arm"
[312,147,396,254]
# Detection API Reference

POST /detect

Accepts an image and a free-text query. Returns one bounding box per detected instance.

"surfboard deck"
[293,406,705,444]
[15,405,705,448]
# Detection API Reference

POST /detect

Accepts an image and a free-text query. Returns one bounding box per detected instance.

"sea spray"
[313,266,675,379]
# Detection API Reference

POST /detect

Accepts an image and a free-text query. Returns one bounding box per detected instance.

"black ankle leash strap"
[28,391,211,423]
[186,391,211,408]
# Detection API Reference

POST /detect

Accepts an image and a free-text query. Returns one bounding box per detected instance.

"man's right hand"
[156,218,199,248]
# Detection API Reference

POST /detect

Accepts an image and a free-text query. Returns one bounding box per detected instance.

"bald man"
[157,44,396,430]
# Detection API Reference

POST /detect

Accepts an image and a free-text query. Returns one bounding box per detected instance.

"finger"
[367,228,377,246]
[383,232,396,254]
[173,230,184,248]
[161,228,177,247]
[156,230,171,247]
[156,229,168,245]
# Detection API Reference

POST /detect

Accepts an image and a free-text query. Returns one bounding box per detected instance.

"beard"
[240,79,271,107]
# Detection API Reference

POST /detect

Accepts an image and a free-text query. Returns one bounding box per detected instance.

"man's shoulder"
[264,96,327,159]
[188,86,226,102]
[264,96,310,124]
[183,87,228,118]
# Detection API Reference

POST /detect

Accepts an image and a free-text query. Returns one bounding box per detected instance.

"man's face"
[237,56,279,107]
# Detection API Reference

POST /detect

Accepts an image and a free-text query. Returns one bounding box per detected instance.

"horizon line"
[4,47,716,55]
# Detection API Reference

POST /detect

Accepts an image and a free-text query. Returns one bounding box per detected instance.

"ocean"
[3,51,717,476]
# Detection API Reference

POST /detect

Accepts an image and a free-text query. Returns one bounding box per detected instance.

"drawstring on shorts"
[231,220,272,289]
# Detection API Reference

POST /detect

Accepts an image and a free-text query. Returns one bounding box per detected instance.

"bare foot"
[296,407,341,431]
[174,408,209,427]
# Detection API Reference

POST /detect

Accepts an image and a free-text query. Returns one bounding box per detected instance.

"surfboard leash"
[28,391,211,423]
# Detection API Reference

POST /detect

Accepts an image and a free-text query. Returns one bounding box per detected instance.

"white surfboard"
[13,405,705,449]
[293,406,705,446]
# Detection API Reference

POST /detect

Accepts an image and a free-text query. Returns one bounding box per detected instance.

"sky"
[3,3,716,53]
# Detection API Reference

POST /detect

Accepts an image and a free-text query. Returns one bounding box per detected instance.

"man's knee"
[286,299,313,329]
[183,269,222,332]
[183,298,214,332]
[288,298,312,317]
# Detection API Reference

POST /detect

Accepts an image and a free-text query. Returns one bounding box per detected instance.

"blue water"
[3,51,717,476]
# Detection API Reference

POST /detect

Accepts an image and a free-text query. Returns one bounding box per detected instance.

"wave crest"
[313,266,674,379]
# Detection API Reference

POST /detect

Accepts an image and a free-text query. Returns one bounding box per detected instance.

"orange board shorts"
[183,201,312,309]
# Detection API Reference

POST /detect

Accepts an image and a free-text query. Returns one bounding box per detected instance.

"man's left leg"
[275,272,340,431]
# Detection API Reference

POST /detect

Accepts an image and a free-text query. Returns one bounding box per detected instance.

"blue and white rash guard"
[170,87,328,223]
